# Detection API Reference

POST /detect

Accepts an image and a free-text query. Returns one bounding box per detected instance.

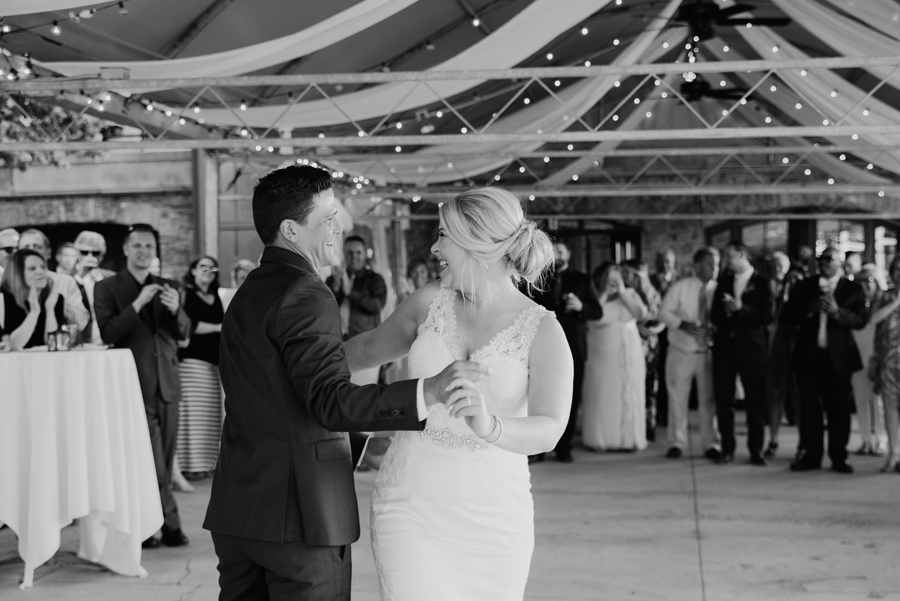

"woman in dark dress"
[0,250,65,350]
[175,255,225,479]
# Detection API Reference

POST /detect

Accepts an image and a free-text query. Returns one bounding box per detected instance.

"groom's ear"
[279,219,299,242]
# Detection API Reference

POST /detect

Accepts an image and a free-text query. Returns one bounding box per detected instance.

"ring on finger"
[466,397,471,408]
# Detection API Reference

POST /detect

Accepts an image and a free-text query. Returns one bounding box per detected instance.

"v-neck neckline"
[441,289,536,361]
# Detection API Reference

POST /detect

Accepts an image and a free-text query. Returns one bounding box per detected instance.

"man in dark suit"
[203,165,486,601]
[530,241,602,463]
[781,247,867,474]
[94,223,192,548]
[650,249,677,428]
[710,241,775,465]
[326,235,387,385]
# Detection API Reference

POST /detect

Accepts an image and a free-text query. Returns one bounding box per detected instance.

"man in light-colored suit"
[659,247,721,460]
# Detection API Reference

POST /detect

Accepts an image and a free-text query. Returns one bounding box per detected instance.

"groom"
[204,165,488,601]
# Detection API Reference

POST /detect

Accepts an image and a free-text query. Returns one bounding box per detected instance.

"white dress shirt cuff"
[416,378,429,421]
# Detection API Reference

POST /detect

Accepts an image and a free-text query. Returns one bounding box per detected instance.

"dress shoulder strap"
[417,286,457,338]
[471,304,550,364]
[513,305,552,361]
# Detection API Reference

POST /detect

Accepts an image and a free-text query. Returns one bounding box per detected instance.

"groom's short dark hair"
[252,165,333,245]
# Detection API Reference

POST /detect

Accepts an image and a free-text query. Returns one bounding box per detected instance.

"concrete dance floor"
[2,415,898,600]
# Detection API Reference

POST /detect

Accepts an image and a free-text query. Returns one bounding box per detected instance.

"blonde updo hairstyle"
[439,187,554,291]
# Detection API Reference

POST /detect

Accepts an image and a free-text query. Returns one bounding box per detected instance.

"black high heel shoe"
[763,441,778,460]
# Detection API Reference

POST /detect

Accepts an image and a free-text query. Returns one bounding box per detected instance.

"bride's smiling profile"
[344,186,574,600]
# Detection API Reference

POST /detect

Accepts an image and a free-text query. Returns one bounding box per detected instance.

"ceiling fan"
[676,0,792,42]
[679,78,747,102]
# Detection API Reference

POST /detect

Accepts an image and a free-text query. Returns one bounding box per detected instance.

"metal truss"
[3,55,900,201]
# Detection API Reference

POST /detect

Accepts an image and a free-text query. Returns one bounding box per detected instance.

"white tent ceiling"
[1,0,900,211]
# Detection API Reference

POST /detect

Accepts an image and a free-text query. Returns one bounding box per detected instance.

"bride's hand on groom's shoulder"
[422,360,491,409]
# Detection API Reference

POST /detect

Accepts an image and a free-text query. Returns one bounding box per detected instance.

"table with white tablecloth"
[0,348,163,588]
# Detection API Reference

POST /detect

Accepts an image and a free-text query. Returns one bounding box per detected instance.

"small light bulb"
[581,27,588,35]
[472,17,480,27]
[50,21,61,36]
[546,52,554,60]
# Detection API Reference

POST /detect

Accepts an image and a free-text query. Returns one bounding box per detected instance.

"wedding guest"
[0,250,65,350]
[792,244,815,278]
[54,242,79,276]
[94,223,192,547]
[0,228,19,272]
[177,256,225,480]
[581,262,648,451]
[764,251,799,458]
[783,247,866,474]
[398,257,431,301]
[851,265,887,457]
[218,258,256,311]
[73,230,116,345]
[843,251,862,280]
[623,259,665,441]
[17,228,89,333]
[659,248,721,460]
[870,255,900,473]
[650,249,677,429]
[530,241,602,462]
[711,241,775,465]
[326,235,387,385]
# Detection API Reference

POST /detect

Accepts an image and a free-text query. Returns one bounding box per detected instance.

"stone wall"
[0,151,197,279]
[0,192,196,279]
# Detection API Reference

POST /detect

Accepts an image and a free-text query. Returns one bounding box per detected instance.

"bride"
[345,187,573,601]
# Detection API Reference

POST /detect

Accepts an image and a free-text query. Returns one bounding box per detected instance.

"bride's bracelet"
[483,415,504,444]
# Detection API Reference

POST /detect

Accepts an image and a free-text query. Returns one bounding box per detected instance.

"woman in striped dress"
[177,256,225,479]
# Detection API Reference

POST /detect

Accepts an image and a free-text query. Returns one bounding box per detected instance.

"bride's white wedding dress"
[371,286,549,601]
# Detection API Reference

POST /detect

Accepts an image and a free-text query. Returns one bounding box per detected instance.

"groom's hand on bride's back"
[423,360,491,409]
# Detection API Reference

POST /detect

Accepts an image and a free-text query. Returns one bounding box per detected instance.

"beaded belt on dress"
[420,426,486,451]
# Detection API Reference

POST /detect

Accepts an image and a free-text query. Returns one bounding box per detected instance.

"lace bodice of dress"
[408,286,549,451]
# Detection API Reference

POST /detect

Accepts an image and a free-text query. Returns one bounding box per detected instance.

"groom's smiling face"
[294,188,341,270]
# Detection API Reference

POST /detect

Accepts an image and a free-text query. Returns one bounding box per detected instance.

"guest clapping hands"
[0,250,66,350]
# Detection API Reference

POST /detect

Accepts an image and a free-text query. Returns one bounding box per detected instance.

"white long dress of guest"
[371,286,549,601]
[581,297,647,451]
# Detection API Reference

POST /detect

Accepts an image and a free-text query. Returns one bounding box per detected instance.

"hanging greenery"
[0,93,107,171]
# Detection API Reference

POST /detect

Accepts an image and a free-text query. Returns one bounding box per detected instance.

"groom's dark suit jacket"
[203,246,423,546]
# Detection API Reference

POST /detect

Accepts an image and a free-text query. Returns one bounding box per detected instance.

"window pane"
[816,220,840,255]
[741,223,765,257]
[875,226,898,274]
[764,221,788,254]
[711,230,731,252]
